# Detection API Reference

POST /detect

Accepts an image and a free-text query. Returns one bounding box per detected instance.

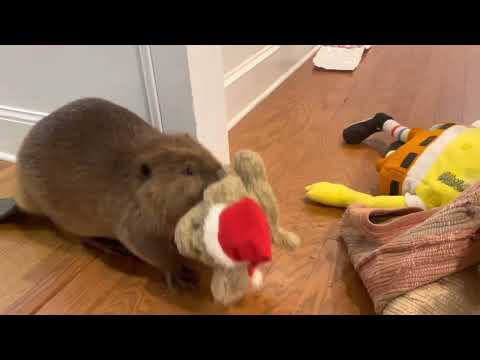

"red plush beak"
[202,197,272,292]
[217,197,272,266]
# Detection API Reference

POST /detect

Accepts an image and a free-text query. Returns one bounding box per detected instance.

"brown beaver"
[4,98,224,288]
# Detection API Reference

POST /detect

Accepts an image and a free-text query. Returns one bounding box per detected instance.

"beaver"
[3,98,224,288]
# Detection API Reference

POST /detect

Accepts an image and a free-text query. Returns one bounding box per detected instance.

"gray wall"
[149,46,197,135]
[0,45,160,158]
[0,45,150,120]
[0,45,228,162]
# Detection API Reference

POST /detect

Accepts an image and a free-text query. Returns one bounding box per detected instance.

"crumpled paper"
[313,45,372,71]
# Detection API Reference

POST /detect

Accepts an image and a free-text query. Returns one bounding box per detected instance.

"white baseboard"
[224,46,281,88]
[0,105,46,162]
[0,105,47,125]
[225,45,321,130]
[0,151,16,163]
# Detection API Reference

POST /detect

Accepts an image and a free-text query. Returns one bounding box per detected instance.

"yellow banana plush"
[305,182,407,209]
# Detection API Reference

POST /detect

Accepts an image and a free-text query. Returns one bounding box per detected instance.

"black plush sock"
[343,113,393,144]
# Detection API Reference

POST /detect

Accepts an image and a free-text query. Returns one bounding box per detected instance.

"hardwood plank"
[0,161,12,172]
[0,165,16,198]
[462,46,480,124]
[0,165,96,314]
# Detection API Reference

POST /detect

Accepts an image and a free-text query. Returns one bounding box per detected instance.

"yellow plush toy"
[306,113,480,210]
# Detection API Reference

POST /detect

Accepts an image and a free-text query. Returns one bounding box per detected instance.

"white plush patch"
[383,119,400,133]
[405,193,427,210]
[203,204,237,268]
[471,120,480,128]
[251,269,263,290]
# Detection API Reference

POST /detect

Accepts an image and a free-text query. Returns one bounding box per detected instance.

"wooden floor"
[2,45,480,314]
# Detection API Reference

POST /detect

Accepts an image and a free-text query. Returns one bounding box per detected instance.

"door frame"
[137,45,164,132]
[147,45,230,164]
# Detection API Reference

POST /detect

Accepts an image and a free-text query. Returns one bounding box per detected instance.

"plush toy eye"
[183,165,194,176]
[140,163,151,178]
[192,220,200,230]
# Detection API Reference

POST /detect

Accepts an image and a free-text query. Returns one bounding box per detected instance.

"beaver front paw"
[164,265,199,291]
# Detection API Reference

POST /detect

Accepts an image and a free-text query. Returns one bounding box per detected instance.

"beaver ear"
[140,163,152,179]
[183,133,195,142]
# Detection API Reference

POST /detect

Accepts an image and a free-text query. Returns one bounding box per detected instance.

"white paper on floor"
[313,45,372,71]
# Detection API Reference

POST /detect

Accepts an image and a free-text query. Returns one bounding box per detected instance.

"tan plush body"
[175,150,300,305]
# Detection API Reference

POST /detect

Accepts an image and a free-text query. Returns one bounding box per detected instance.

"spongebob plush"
[306,113,480,210]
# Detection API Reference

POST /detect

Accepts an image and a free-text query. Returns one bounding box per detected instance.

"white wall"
[0,45,319,164]
[185,46,230,164]
[0,46,150,118]
[222,46,265,74]
[221,45,320,129]
[0,45,231,164]
[149,45,230,164]
[0,45,161,161]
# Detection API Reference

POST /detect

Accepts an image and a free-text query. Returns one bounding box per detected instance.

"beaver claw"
[165,265,199,291]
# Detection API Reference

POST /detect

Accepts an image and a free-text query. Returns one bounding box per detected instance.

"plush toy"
[306,113,480,210]
[174,150,301,305]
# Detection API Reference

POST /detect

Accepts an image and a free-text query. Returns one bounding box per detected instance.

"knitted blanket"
[340,183,480,314]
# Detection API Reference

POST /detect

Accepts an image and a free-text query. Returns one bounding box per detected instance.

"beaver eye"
[183,165,194,176]
[140,163,151,178]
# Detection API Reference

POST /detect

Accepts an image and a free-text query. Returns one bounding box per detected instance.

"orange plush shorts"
[376,126,450,196]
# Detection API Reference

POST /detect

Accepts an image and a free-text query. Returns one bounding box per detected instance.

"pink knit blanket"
[340,183,480,313]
